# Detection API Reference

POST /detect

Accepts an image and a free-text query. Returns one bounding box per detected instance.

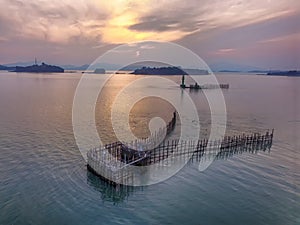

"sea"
[0,71,299,225]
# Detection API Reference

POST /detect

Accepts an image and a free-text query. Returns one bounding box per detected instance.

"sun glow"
[98,0,191,43]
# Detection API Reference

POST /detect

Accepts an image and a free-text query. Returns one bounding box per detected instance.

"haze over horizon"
[0,0,299,70]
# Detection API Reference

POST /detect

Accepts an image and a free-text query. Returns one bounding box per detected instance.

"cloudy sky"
[0,0,299,69]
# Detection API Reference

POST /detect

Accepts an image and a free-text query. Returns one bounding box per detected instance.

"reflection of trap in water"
[87,169,143,204]
[87,111,274,185]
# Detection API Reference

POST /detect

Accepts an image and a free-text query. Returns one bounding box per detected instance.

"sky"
[0,0,299,70]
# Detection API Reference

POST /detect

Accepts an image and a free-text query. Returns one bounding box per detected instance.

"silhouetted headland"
[13,62,64,73]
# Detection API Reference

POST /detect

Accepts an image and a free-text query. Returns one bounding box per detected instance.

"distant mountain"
[90,63,123,70]
[218,70,241,73]
[61,63,122,71]
[5,60,286,74]
[93,68,106,74]
[4,61,39,67]
[62,64,89,70]
[209,61,265,72]
[182,68,209,75]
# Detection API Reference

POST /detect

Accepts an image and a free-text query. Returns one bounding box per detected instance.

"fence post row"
[87,111,273,184]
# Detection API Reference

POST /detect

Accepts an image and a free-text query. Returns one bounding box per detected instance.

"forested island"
[13,62,64,73]
[131,66,188,75]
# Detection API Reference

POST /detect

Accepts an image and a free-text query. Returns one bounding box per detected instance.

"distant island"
[13,62,64,73]
[131,66,188,75]
[267,70,300,77]
[93,68,106,74]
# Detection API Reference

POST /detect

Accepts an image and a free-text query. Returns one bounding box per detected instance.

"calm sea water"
[0,72,299,225]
